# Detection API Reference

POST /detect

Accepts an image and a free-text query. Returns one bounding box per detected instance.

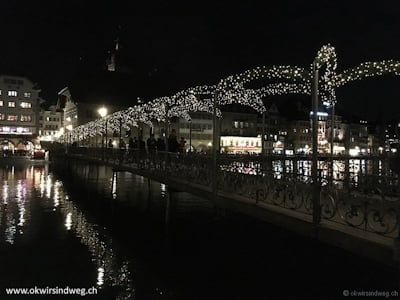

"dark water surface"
[0,159,399,299]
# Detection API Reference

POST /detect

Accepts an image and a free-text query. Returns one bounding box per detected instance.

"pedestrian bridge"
[63,147,400,266]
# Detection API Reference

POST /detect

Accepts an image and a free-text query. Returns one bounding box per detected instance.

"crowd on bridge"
[112,130,187,154]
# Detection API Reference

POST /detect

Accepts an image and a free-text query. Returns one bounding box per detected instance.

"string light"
[59,44,400,142]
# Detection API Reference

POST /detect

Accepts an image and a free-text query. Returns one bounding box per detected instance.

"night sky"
[1,1,400,120]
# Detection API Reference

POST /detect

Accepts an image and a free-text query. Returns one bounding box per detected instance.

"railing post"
[312,62,321,232]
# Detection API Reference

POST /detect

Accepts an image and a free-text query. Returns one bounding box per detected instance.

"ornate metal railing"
[66,147,400,239]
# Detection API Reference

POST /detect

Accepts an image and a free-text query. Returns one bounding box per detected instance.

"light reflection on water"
[223,158,397,189]
[0,159,397,299]
[0,164,134,299]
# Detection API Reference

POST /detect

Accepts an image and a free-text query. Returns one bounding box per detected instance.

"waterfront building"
[38,105,63,142]
[220,136,261,154]
[326,114,346,155]
[258,103,288,155]
[0,75,43,153]
[175,112,213,152]
[346,120,370,156]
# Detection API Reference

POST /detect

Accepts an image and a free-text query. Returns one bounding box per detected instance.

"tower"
[106,26,121,72]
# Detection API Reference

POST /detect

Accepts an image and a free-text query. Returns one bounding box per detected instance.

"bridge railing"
[66,147,400,239]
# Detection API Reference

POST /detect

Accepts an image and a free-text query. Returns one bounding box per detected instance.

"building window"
[20,102,32,108]
[0,100,3,107]
[0,114,4,120]
[20,115,32,122]
[24,92,31,98]
[7,115,18,121]
[8,101,16,107]
[8,91,17,97]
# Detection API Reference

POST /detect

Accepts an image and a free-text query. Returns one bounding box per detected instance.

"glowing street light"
[98,107,108,118]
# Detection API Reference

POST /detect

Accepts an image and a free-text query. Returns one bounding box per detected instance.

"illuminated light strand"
[218,65,311,90]
[333,60,400,87]
[60,44,400,142]
[313,44,338,104]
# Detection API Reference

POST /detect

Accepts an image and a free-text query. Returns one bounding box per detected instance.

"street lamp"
[98,107,108,149]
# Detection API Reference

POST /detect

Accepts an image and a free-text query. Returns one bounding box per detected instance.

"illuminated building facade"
[258,103,288,155]
[220,136,261,154]
[176,112,213,152]
[39,105,63,142]
[0,75,43,152]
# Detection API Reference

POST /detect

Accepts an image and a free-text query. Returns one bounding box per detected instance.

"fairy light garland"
[61,44,400,142]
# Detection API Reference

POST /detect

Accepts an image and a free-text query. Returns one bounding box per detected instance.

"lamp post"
[98,107,108,149]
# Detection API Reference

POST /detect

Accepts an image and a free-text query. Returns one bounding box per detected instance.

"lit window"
[8,102,15,107]
[7,115,18,121]
[20,102,32,108]
[0,114,4,120]
[20,115,32,122]
[0,90,2,95]
[0,101,3,107]
[8,91,17,97]
[24,92,31,98]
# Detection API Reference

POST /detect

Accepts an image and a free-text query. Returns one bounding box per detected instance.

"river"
[0,158,398,299]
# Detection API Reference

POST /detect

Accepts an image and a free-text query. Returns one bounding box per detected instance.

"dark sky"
[1,1,400,120]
